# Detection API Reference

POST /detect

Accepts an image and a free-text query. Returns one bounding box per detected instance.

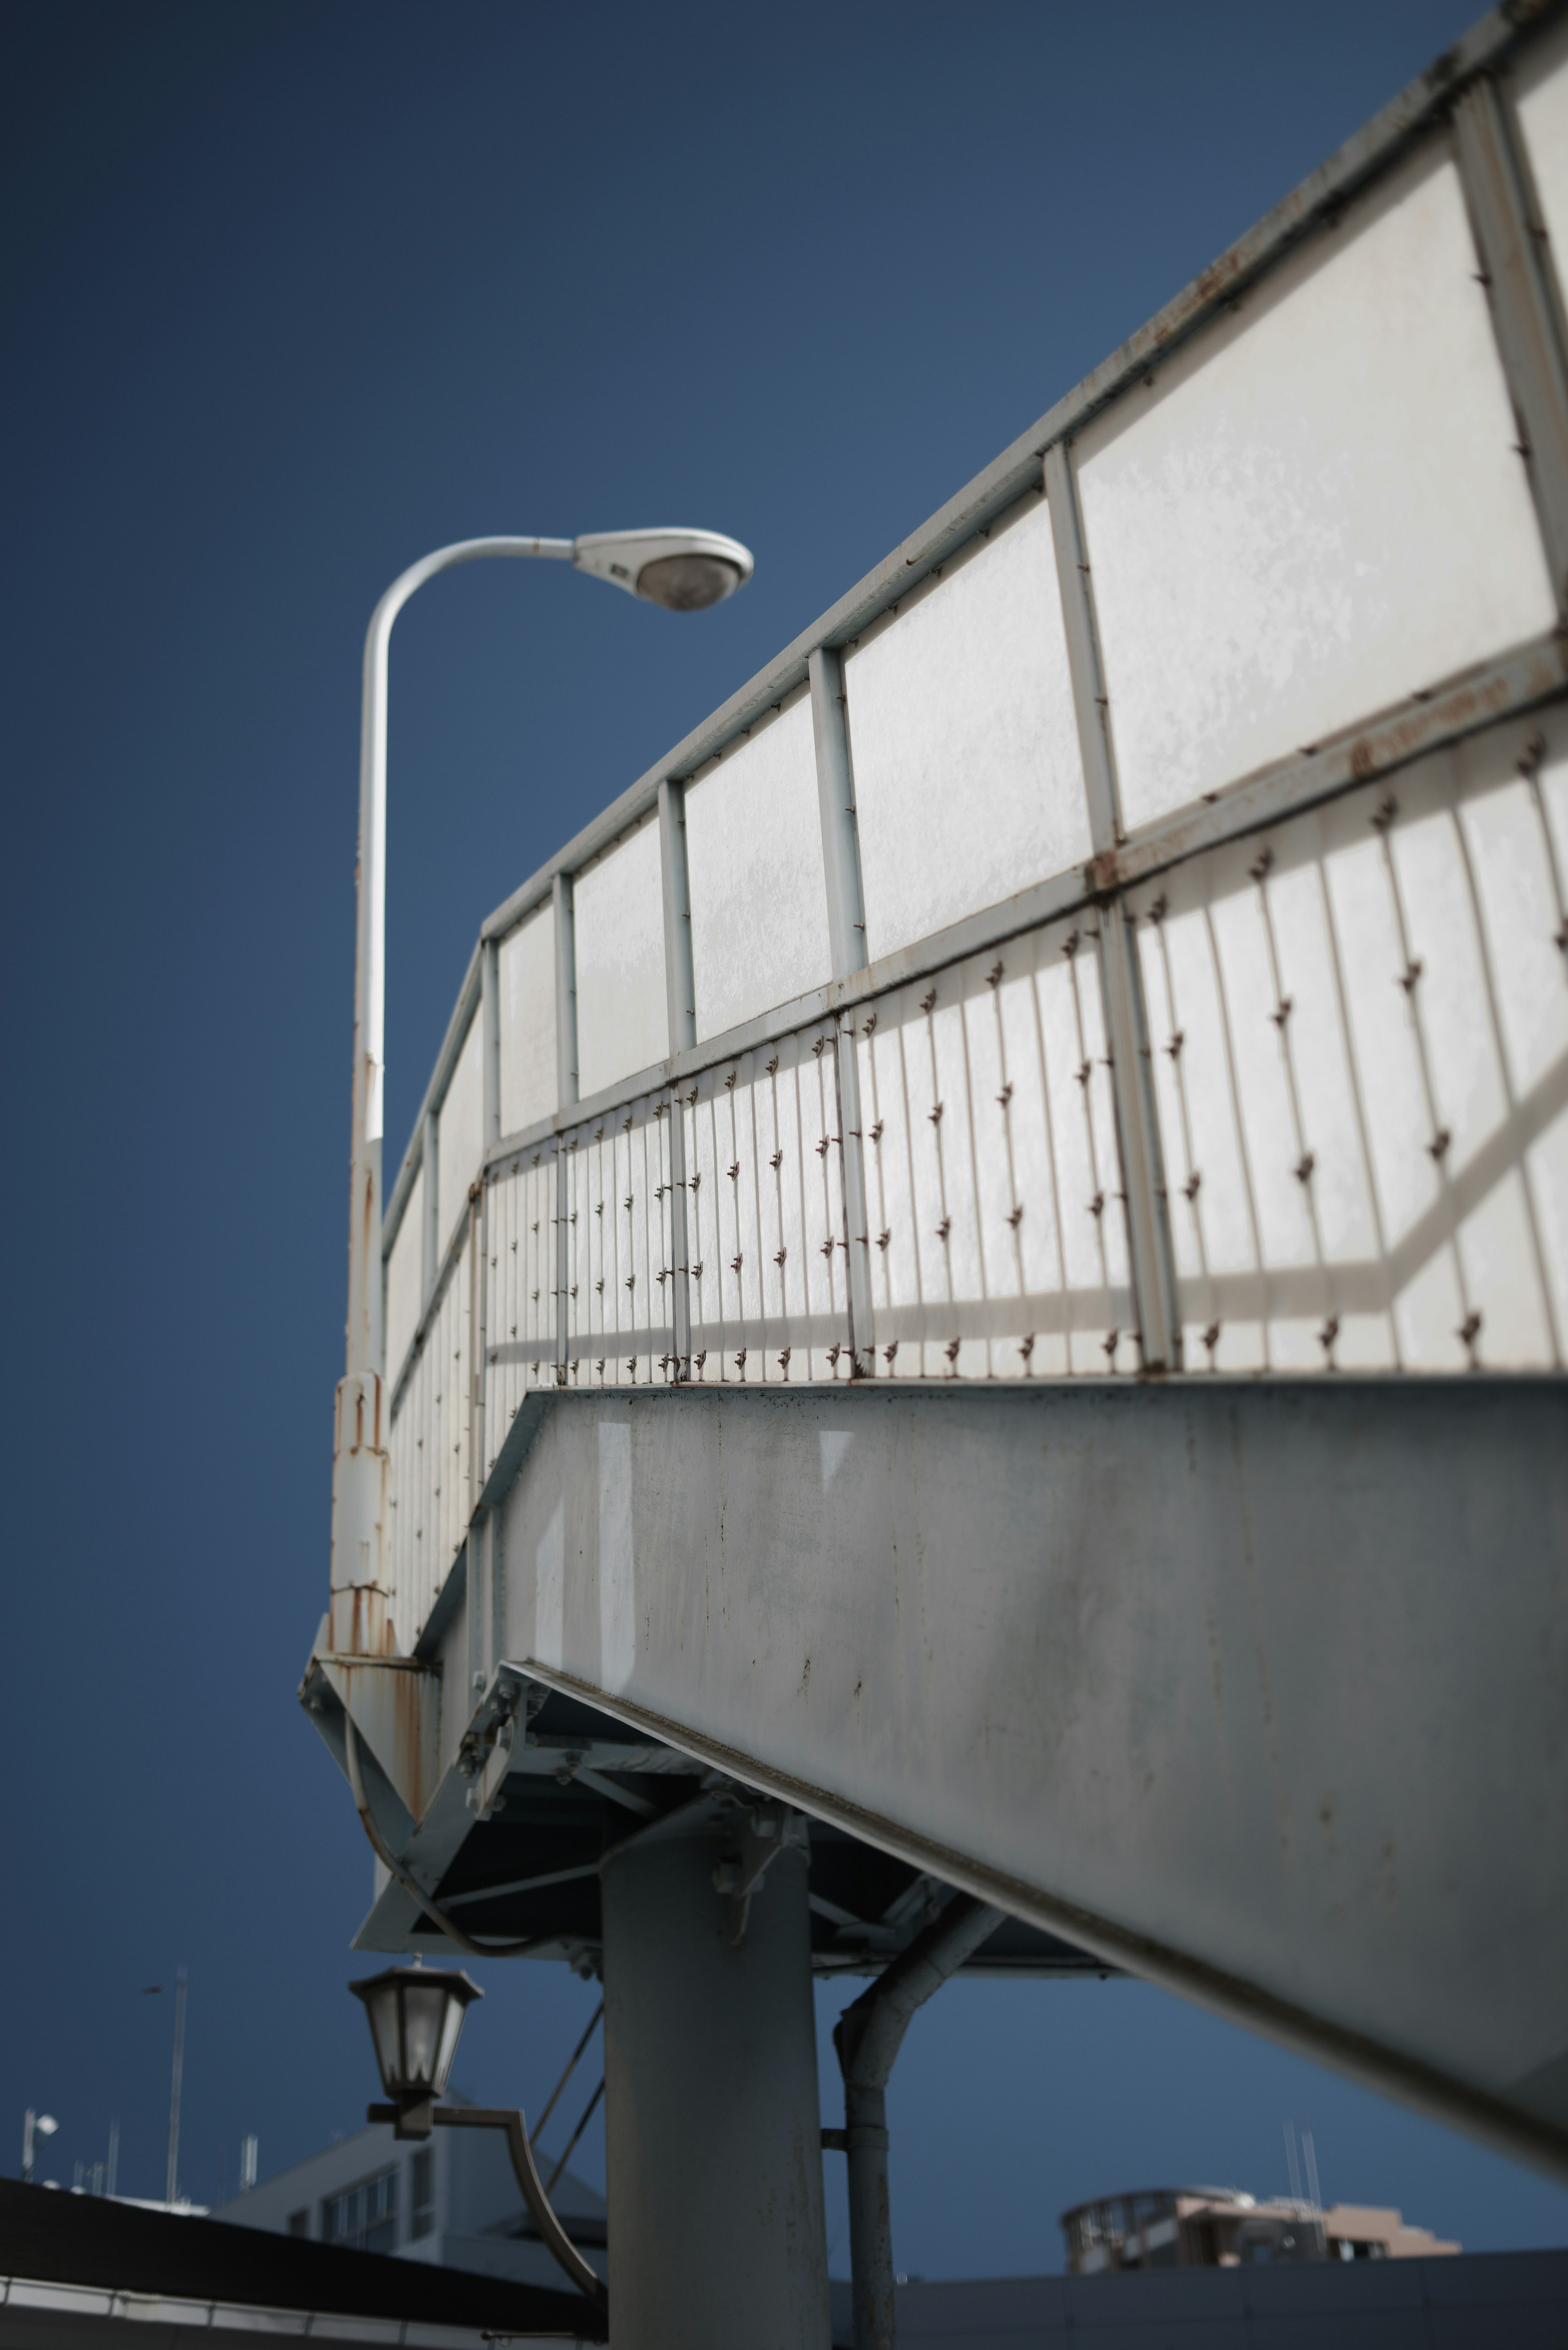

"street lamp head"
[573,528,753,612]
[350,1965,481,2129]
[35,2116,58,2138]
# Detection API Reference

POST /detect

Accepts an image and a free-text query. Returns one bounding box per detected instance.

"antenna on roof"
[1301,2125,1326,2256]
[1282,2119,1302,2205]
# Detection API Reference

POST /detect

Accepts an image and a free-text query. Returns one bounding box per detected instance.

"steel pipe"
[833,1895,1004,2350]
[343,1715,541,1960]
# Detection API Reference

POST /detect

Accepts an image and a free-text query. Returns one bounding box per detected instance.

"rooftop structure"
[1061,2186,1460,2274]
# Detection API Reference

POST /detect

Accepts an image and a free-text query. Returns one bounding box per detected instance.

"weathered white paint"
[494,1379,1568,2153]
[684,693,831,1043]
[385,1164,423,1384]
[387,1233,468,1651]
[1129,712,1567,1374]
[557,1093,675,1387]
[499,898,557,1137]
[1518,22,1568,298]
[845,493,1089,961]
[597,1414,636,1692]
[574,814,669,1100]
[1079,150,1555,832]
[437,1015,484,1252]
[535,1497,564,1670]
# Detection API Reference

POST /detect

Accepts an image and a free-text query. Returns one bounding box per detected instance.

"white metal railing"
[379,7,1568,1650]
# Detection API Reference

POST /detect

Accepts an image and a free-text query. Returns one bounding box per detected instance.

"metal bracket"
[713,1800,808,1947]
[366,2100,605,2310]
[459,1673,522,1817]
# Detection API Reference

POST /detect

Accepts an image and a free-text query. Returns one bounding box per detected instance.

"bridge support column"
[601,1821,830,2350]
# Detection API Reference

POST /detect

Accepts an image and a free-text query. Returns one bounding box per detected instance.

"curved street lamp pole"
[330,526,751,1658]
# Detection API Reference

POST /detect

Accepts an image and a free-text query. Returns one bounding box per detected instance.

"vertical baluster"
[1201,896,1271,1368]
[1447,778,1561,1365]
[1143,893,1218,1368]
[1372,794,1479,1364]
[1025,930,1071,1374]
[1250,846,1339,1366]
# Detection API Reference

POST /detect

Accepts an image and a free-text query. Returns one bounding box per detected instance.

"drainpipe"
[832,1896,1004,2350]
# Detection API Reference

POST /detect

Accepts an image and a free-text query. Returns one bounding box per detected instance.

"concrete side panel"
[493,1379,1568,2165]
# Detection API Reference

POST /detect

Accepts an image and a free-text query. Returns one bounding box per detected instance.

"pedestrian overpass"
[303,8,1568,2341]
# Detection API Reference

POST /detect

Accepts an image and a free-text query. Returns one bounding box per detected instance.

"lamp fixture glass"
[572,526,753,610]
[350,1965,482,2116]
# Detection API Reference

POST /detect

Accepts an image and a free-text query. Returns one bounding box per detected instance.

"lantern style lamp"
[350,1964,482,2138]
[345,1969,605,2310]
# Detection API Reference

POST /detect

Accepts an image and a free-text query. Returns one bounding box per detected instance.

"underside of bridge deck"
[306,1372,1568,2185]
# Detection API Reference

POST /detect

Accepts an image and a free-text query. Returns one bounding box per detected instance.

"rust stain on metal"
[326,1654,441,1823]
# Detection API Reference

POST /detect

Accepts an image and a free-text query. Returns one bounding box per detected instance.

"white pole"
[344,537,573,1385]
[165,1966,187,2209]
[107,2119,119,2198]
[331,537,570,1659]
[328,526,748,1656]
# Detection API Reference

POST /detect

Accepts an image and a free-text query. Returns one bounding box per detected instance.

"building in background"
[1061,2186,1459,2274]
[211,2103,604,2292]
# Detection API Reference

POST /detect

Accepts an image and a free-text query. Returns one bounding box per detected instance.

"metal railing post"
[809,647,876,1376]
[1045,442,1180,1371]
[1455,74,1568,617]
[472,939,500,1516]
[421,1110,439,1317]
[658,777,697,1378]
[467,1179,486,1521]
[482,937,501,1152]
[552,873,578,1382]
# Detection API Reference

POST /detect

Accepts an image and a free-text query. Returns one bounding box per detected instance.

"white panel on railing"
[1129,712,1567,1373]
[437,1015,484,1253]
[854,918,1136,1378]
[386,1165,423,1384]
[1079,149,1555,833]
[685,1030,853,1385]
[685,692,830,1041]
[575,812,669,1100]
[1517,22,1568,289]
[844,493,1089,962]
[499,899,556,1138]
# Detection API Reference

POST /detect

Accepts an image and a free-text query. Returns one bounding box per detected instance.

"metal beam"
[1457,73,1568,614]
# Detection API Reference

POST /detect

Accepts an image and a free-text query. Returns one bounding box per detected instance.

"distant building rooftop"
[1060,2185,1459,2274]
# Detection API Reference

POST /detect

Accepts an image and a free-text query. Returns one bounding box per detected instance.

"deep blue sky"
[4,0,1565,2271]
